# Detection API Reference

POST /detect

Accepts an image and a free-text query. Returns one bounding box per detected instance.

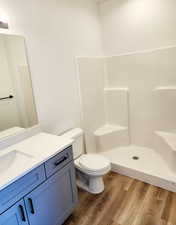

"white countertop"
[0,132,73,191]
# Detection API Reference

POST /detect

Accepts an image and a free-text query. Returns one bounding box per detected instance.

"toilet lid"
[79,154,110,172]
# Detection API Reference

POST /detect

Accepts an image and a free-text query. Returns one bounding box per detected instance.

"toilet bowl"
[75,154,111,194]
[60,128,111,194]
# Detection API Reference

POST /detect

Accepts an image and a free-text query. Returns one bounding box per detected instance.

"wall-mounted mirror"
[0,33,38,136]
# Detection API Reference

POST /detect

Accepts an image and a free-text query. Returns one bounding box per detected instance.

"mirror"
[0,33,38,135]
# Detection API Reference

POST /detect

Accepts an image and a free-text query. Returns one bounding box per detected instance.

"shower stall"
[77,46,176,192]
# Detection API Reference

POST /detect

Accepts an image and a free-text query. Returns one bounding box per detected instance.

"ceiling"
[96,0,109,4]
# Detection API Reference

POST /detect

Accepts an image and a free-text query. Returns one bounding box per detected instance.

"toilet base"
[76,170,105,194]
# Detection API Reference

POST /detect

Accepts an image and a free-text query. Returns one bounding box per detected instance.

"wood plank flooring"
[64,172,176,225]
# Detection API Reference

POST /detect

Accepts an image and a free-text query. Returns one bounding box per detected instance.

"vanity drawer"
[0,164,46,214]
[45,146,73,178]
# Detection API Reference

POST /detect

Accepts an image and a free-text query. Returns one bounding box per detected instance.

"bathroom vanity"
[0,133,78,225]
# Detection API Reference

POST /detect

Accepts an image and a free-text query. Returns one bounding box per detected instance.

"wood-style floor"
[64,172,176,225]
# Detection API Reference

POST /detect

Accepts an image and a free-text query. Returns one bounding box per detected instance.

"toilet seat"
[78,154,110,172]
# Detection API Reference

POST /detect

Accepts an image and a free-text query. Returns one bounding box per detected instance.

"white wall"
[99,0,176,55]
[0,0,103,134]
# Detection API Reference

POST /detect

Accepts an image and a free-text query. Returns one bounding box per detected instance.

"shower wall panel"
[106,47,176,148]
[104,87,129,127]
[78,57,106,153]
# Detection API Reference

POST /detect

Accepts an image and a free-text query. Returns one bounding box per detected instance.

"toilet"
[61,128,111,194]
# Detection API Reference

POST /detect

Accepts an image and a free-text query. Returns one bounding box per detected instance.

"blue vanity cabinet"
[0,146,78,225]
[0,165,46,214]
[0,199,29,225]
[24,161,78,225]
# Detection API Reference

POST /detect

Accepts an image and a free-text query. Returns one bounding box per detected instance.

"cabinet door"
[0,200,29,225]
[24,162,78,225]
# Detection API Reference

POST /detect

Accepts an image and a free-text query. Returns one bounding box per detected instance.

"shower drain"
[132,156,139,160]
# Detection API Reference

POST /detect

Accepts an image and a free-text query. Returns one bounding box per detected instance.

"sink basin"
[0,150,34,173]
[0,150,36,189]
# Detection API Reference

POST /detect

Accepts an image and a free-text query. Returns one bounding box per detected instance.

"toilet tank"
[61,128,84,159]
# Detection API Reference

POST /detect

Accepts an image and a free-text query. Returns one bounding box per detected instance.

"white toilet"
[61,128,111,194]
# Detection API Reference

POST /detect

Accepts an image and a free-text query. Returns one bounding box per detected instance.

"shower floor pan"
[101,145,176,192]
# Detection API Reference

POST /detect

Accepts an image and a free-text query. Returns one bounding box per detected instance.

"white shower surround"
[77,45,176,192]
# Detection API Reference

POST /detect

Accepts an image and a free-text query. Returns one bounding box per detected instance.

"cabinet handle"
[28,198,35,214]
[19,205,26,222]
[54,154,68,166]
